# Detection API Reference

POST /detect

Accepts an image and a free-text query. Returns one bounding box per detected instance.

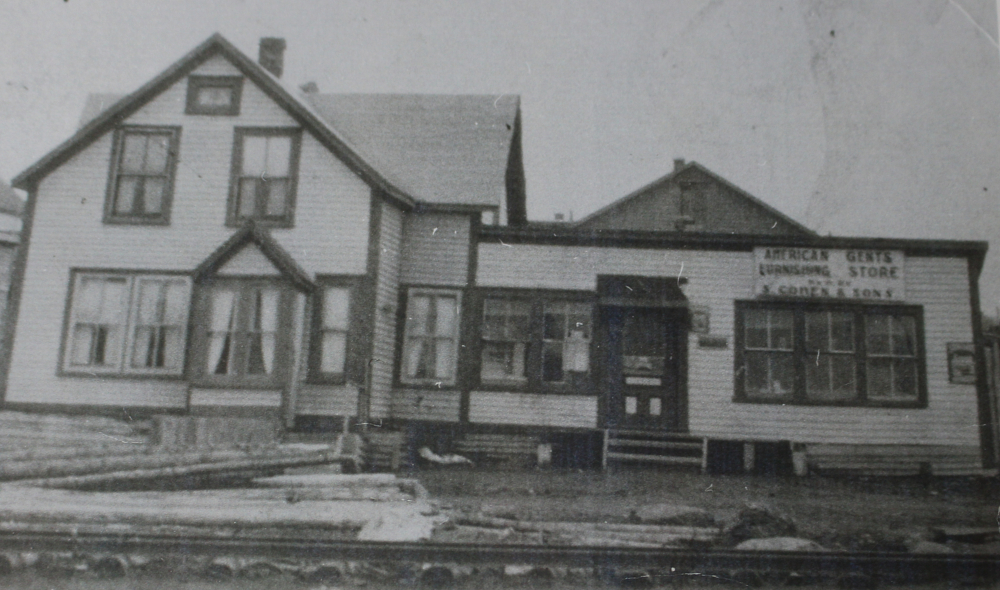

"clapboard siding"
[400,213,470,286]
[807,443,982,476]
[294,383,360,416]
[189,389,283,408]
[477,244,980,448]
[369,201,404,419]
[390,389,462,422]
[469,392,598,428]
[6,53,373,410]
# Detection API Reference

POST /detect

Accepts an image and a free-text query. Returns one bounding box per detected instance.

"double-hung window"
[105,127,180,224]
[64,272,191,376]
[400,289,461,386]
[479,293,593,390]
[309,280,359,383]
[203,281,291,386]
[228,128,301,227]
[735,301,925,406]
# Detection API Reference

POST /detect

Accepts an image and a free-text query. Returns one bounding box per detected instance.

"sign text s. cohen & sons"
[753,247,905,300]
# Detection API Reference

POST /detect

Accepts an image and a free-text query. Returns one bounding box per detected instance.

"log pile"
[0,411,442,548]
[443,514,720,548]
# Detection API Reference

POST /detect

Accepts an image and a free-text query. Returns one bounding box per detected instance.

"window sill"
[103,216,171,226]
[733,396,926,409]
[59,369,186,381]
[397,380,459,390]
[226,218,294,230]
[192,377,284,390]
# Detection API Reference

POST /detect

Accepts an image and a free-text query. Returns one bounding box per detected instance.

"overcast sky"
[2,1,1000,307]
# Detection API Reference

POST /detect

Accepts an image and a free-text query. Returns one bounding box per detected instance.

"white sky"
[2,0,1000,307]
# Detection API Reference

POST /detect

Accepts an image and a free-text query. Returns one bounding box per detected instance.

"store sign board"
[753,247,905,301]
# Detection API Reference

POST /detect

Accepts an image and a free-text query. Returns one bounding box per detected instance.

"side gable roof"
[306,94,519,209]
[194,222,315,292]
[11,34,415,209]
[576,161,816,236]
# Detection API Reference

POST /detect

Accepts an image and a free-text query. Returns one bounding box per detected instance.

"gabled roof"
[576,161,816,236]
[0,180,24,217]
[305,93,519,208]
[22,33,520,212]
[11,34,415,209]
[194,221,315,292]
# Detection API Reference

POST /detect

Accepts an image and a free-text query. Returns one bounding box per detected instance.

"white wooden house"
[6,34,993,474]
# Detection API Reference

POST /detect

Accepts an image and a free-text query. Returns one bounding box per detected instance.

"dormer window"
[227,128,301,227]
[185,76,243,116]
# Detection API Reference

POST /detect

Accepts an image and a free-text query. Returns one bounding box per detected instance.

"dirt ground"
[416,465,1000,553]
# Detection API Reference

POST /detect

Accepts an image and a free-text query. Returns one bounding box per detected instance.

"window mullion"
[118,276,137,373]
[527,300,543,390]
[856,310,868,402]
[793,308,806,402]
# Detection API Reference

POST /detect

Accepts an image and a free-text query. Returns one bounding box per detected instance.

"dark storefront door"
[604,306,687,431]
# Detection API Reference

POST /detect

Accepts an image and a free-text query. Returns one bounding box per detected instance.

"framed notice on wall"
[947,343,976,385]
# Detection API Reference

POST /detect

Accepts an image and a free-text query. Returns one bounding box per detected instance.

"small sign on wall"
[947,342,976,384]
[690,305,710,334]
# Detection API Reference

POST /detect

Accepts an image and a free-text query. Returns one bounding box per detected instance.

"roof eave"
[11,34,417,210]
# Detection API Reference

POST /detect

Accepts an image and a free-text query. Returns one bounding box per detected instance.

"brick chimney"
[258,38,286,78]
[673,158,686,172]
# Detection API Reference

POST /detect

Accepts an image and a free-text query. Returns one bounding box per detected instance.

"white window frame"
[400,288,462,387]
[63,272,192,377]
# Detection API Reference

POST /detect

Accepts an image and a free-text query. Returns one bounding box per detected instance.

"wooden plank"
[605,452,702,465]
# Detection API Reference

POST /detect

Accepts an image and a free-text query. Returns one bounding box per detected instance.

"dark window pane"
[867,315,891,355]
[745,310,768,349]
[894,358,917,398]
[482,314,505,341]
[543,312,565,340]
[805,312,828,352]
[867,359,892,397]
[830,312,854,352]
[892,316,916,356]
[770,353,795,395]
[806,354,831,395]
[745,352,793,399]
[770,311,793,350]
[831,356,857,398]
[542,340,563,382]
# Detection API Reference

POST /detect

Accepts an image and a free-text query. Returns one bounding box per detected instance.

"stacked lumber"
[451,515,719,548]
[453,433,539,462]
[0,473,442,542]
[0,412,150,451]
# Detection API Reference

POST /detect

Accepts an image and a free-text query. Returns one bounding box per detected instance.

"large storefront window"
[479,293,593,390]
[735,301,925,406]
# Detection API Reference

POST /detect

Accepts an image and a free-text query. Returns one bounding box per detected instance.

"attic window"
[186,76,243,116]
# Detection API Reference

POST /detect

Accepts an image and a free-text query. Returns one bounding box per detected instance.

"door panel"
[604,306,686,431]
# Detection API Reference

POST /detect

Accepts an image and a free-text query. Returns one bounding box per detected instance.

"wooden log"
[0,487,434,531]
[252,473,400,488]
[456,516,718,541]
[22,448,353,489]
[0,445,341,482]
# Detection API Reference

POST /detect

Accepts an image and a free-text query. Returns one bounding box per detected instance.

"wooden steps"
[603,430,707,471]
